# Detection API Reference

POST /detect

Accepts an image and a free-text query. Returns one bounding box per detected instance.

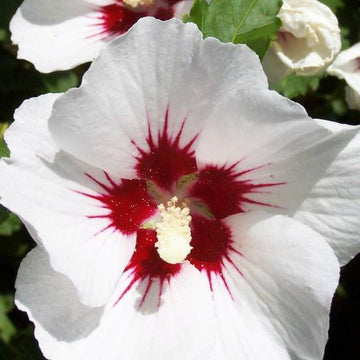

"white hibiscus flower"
[263,0,341,82]
[10,0,193,72]
[1,18,360,360]
[327,43,360,111]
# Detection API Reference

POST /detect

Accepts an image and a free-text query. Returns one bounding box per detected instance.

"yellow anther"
[123,0,154,8]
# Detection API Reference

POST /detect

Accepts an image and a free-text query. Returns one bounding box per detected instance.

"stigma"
[122,0,154,8]
[155,197,193,265]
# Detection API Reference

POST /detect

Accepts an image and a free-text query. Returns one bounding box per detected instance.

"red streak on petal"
[115,228,181,307]
[134,109,198,190]
[82,172,157,235]
[96,1,177,38]
[98,3,146,37]
[277,31,295,46]
[188,215,241,295]
[189,164,285,219]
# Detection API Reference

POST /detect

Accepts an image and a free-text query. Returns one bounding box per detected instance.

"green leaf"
[183,0,209,31]
[0,205,9,225]
[0,295,15,343]
[41,71,78,93]
[0,0,23,43]
[0,213,22,236]
[0,29,6,42]
[320,0,344,12]
[185,0,283,59]
[0,123,9,158]
[0,338,14,360]
[270,73,321,99]
[233,16,281,58]
[0,122,8,138]
[0,139,9,158]
[336,283,348,298]
[331,98,348,116]
[11,326,44,360]
[0,204,8,222]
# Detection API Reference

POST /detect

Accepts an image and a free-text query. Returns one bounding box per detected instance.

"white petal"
[327,44,360,110]
[0,95,138,306]
[88,0,115,5]
[195,89,330,171]
[262,45,292,83]
[327,43,360,75]
[196,91,360,264]
[294,119,360,265]
[15,247,105,342]
[4,93,62,161]
[314,118,353,132]
[10,0,106,72]
[49,17,268,178]
[195,89,334,212]
[345,85,360,111]
[212,212,339,360]
[16,248,216,360]
[327,43,360,94]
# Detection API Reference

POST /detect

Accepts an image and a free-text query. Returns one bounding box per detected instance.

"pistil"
[155,196,193,264]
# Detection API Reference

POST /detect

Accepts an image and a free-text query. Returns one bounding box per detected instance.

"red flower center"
[95,0,182,38]
[81,109,284,306]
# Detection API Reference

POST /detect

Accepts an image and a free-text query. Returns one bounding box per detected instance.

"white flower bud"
[263,0,341,82]
[345,86,360,111]
[327,43,360,111]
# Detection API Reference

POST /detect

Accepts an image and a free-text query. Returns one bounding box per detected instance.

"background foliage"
[183,0,282,58]
[0,0,360,359]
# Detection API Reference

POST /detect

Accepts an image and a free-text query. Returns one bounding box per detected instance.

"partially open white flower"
[263,0,341,82]
[1,18,360,360]
[345,86,360,111]
[10,0,193,72]
[327,43,360,111]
